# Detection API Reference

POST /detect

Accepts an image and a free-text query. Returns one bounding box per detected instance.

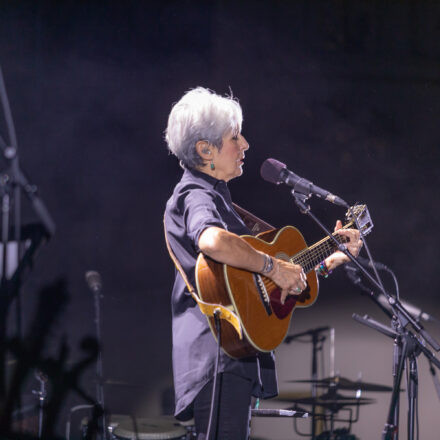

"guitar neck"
[290,223,353,273]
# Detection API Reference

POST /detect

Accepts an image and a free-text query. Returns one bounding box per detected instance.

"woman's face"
[212,131,249,182]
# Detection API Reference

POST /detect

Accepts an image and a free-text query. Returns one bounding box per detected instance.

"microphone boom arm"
[291,191,440,352]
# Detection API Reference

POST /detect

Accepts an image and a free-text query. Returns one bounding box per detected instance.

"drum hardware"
[79,414,130,440]
[283,390,374,439]
[286,376,394,393]
[105,415,137,440]
[177,419,196,440]
[284,326,333,438]
[275,390,312,401]
[80,415,195,440]
[316,427,359,440]
[251,408,309,418]
[283,392,376,409]
[112,416,187,440]
[282,325,387,439]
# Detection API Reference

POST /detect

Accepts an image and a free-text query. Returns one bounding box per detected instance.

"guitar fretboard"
[290,225,352,273]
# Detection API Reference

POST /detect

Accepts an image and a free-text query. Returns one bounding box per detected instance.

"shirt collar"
[183,167,227,191]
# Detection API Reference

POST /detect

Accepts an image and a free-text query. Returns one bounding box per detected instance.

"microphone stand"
[0,65,56,421]
[352,313,440,440]
[85,272,107,440]
[93,284,106,440]
[290,191,440,440]
[32,370,48,439]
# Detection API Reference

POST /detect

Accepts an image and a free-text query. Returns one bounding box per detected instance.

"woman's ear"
[195,140,212,161]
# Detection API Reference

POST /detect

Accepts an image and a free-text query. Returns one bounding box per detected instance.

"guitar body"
[195,226,319,359]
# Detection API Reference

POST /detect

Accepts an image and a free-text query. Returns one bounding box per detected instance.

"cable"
[349,205,385,292]
[206,309,222,440]
[382,265,400,301]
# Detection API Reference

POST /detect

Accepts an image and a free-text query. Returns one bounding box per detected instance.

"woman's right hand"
[266,258,307,305]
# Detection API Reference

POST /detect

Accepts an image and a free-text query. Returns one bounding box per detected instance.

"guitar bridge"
[253,274,273,316]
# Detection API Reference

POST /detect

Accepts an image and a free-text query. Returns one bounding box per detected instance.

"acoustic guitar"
[195,205,373,359]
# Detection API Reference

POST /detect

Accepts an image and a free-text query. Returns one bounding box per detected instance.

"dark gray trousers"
[193,373,253,440]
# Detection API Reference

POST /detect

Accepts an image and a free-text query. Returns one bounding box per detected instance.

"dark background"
[1,0,440,437]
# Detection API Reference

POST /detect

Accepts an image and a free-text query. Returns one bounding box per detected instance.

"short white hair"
[165,87,243,169]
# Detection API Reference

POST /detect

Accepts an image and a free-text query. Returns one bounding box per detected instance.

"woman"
[164,87,362,439]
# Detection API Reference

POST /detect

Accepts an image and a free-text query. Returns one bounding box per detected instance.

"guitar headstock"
[345,204,374,236]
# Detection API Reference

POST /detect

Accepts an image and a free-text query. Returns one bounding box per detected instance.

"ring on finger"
[295,286,302,293]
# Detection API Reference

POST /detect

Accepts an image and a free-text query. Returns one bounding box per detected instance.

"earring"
[210,160,215,170]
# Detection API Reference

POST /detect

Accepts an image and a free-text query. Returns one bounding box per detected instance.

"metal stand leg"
[93,288,106,440]
[86,271,107,440]
[32,370,47,439]
[407,355,418,440]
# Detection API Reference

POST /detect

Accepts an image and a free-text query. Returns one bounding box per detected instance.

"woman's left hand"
[324,220,363,271]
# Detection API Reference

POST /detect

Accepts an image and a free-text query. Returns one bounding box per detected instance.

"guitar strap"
[232,203,274,234]
[163,204,274,341]
[163,214,242,339]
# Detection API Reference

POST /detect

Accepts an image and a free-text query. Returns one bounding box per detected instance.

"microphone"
[345,263,437,323]
[260,158,348,207]
[85,271,102,293]
[355,255,388,271]
[376,294,436,323]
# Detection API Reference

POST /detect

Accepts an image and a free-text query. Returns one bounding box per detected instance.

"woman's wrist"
[260,253,274,274]
[316,258,333,278]
[324,255,334,271]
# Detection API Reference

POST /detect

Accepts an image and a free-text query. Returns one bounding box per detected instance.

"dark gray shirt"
[164,167,277,418]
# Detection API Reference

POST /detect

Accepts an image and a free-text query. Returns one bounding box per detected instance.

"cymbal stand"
[285,327,330,438]
[314,385,362,437]
[292,400,360,439]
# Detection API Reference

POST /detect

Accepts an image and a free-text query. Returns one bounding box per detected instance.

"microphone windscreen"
[85,270,102,292]
[260,158,286,184]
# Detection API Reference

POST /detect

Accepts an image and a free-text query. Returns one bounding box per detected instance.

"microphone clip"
[291,190,311,214]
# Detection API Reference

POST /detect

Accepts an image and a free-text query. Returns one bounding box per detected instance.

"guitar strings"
[263,236,346,291]
[263,242,333,291]
[261,221,354,291]
[290,234,349,272]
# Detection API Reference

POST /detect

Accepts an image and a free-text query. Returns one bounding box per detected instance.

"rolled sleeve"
[184,189,227,252]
